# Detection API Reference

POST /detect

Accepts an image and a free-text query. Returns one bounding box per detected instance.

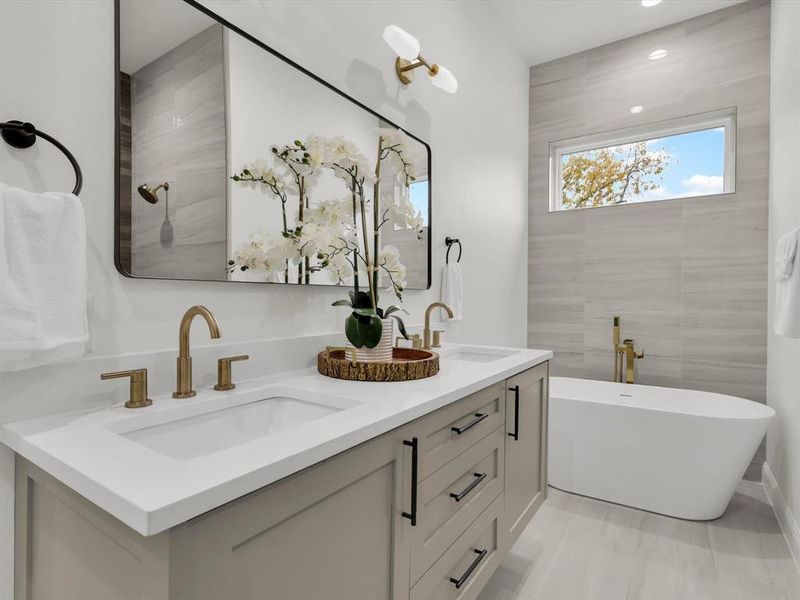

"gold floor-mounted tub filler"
[612,315,644,384]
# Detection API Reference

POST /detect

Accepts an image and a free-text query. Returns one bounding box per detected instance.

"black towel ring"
[1,120,83,195]
[445,237,462,264]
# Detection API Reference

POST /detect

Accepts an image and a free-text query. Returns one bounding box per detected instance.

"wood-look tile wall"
[129,24,227,280]
[528,1,770,471]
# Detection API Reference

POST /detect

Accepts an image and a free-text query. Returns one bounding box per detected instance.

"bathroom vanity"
[3,344,550,600]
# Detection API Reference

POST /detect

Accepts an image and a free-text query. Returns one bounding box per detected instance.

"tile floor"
[478,485,800,600]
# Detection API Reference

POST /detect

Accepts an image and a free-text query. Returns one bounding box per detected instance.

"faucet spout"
[174,305,221,399]
[423,302,454,350]
[178,305,221,358]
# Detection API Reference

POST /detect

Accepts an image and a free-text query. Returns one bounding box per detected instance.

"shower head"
[137,182,169,204]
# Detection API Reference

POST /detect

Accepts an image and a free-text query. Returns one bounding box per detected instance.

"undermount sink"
[114,388,356,460]
[445,348,518,363]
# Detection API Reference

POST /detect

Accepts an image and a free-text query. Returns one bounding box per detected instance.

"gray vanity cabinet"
[15,430,412,600]
[14,361,549,600]
[503,361,549,547]
[168,429,412,600]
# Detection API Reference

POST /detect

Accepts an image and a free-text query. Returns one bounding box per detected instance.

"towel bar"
[1,120,83,195]
[445,236,462,263]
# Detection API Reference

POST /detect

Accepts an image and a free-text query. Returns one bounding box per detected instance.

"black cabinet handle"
[449,548,488,589]
[401,437,418,526]
[451,412,488,435]
[449,472,487,502]
[508,385,520,441]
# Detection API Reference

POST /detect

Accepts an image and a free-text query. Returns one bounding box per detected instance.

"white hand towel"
[0,183,88,371]
[441,262,463,321]
[774,226,800,338]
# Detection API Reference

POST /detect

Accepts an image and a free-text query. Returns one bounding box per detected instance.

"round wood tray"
[317,347,439,382]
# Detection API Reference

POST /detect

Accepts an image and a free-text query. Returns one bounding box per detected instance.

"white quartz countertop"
[0,344,551,536]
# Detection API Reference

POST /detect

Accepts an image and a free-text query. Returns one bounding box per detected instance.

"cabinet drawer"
[410,495,503,600]
[411,428,504,583]
[417,383,505,480]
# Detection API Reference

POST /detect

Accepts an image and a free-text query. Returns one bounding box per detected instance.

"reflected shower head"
[137,182,169,204]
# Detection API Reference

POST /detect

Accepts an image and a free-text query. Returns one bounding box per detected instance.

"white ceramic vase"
[346,318,394,363]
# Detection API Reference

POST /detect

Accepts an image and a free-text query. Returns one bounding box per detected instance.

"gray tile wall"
[130,24,227,280]
[528,1,770,474]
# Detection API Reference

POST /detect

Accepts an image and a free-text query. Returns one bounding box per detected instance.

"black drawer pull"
[450,472,487,502]
[401,437,418,526]
[449,548,488,589]
[508,385,520,441]
[451,412,488,435]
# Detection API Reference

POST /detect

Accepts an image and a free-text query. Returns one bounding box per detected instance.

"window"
[549,109,736,212]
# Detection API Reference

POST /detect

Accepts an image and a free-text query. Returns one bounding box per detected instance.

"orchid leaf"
[331,299,352,307]
[359,315,383,348]
[383,305,407,318]
[389,315,409,340]
[351,291,373,310]
[345,314,363,347]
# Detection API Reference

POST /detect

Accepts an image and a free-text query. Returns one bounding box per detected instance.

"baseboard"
[763,463,800,576]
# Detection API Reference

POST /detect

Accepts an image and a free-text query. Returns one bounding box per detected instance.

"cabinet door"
[504,361,549,547]
[169,431,411,600]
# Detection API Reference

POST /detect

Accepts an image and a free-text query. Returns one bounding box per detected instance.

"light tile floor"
[478,485,800,600]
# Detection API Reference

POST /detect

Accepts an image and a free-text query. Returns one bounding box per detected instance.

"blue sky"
[642,127,725,201]
[410,180,429,225]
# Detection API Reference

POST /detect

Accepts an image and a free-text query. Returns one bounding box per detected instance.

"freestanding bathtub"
[548,377,775,520]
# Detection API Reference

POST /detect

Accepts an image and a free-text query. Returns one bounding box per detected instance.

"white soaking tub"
[548,377,774,520]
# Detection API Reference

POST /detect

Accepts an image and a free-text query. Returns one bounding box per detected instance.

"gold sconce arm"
[395,55,439,85]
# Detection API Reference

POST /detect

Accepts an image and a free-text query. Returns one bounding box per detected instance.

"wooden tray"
[317,347,439,382]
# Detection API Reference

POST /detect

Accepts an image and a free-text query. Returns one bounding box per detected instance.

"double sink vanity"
[2,317,551,600]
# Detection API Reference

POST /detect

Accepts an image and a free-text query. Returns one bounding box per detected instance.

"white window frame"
[548,108,737,212]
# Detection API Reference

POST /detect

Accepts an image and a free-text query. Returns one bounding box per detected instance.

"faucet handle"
[214,355,249,391]
[101,368,153,409]
[636,349,645,359]
[431,330,444,348]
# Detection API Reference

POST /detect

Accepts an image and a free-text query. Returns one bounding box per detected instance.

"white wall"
[0,0,528,595]
[766,0,800,568]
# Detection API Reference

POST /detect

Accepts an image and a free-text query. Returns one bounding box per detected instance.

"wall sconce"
[383,25,458,94]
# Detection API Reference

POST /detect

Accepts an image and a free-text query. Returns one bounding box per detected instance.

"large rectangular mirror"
[115,0,431,290]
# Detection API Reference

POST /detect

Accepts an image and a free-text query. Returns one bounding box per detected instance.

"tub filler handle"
[508,385,520,441]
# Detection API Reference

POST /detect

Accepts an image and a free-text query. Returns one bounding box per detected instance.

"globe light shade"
[383,25,420,61]
[431,64,458,94]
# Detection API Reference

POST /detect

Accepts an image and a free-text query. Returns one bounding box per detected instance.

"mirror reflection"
[117,0,431,290]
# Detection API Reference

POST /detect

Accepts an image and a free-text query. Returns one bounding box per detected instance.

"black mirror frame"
[113,0,432,290]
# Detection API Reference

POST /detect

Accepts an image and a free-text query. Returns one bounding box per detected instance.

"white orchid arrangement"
[230,129,424,348]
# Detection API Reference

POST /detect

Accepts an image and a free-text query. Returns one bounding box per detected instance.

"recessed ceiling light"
[630,105,644,114]
[641,0,663,6]
[648,49,668,60]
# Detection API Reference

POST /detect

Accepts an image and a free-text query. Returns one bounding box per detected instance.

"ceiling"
[488,0,748,66]
[120,0,215,73]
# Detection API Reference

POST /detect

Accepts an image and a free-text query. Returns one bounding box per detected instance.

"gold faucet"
[423,302,454,349]
[622,339,645,384]
[174,305,221,398]
[613,316,644,384]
